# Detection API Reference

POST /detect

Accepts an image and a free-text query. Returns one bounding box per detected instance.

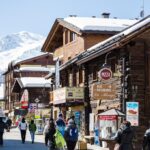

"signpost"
[34,98,40,119]
[91,83,116,100]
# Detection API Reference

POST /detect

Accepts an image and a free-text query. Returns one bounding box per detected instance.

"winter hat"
[68,119,75,125]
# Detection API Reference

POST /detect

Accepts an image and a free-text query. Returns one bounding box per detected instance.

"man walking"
[119,121,134,150]
[0,117,7,146]
[29,120,36,143]
[64,119,78,150]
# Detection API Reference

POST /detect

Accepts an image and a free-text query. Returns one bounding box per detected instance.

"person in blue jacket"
[55,113,66,136]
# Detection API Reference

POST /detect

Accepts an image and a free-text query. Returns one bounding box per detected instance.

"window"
[70,32,76,42]
[79,69,83,84]
[65,30,68,44]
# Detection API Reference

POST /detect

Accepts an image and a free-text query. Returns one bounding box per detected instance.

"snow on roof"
[87,16,150,52]
[18,66,51,72]
[98,109,125,116]
[18,77,51,88]
[64,17,137,32]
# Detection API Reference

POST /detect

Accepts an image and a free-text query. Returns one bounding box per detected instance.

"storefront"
[53,87,84,132]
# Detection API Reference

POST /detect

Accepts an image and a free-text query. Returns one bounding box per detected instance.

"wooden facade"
[42,15,150,149]
[73,16,150,149]
[41,16,135,135]
[4,53,54,113]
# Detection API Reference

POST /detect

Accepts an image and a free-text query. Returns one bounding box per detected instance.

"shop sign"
[20,89,29,109]
[53,88,66,104]
[35,109,41,119]
[98,68,112,80]
[91,83,116,100]
[126,102,139,126]
[99,115,117,120]
[53,87,84,104]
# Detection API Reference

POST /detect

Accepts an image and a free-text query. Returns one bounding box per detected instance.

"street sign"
[98,67,112,80]
[34,98,40,103]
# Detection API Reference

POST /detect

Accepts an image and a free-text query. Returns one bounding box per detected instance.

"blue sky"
[0,0,149,37]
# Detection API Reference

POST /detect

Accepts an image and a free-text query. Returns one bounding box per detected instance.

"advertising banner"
[126,102,139,126]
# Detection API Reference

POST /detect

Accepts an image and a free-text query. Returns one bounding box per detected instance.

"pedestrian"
[47,119,56,150]
[6,117,12,132]
[143,124,150,150]
[112,122,126,150]
[64,119,78,150]
[69,115,76,124]
[29,119,36,144]
[119,121,134,150]
[43,119,50,146]
[56,113,66,136]
[0,117,7,146]
[18,117,27,143]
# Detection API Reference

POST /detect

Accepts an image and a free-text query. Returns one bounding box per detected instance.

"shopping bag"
[54,129,66,149]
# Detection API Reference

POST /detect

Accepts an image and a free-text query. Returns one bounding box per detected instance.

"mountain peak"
[0,31,45,51]
[0,31,45,82]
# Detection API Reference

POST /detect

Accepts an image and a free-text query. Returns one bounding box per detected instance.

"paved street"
[1,127,47,150]
[1,127,109,150]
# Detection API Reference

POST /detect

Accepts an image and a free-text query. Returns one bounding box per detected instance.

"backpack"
[69,127,78,141]
[54,129,66,148]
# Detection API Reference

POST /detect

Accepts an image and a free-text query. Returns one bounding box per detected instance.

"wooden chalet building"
[42,14,137,135]
[3,53,54,117]
[46,15,149,149]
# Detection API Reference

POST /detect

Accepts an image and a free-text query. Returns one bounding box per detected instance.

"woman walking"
[19,117,27,143]
[29,120,36,143]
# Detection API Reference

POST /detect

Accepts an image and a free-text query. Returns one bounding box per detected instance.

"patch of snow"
[64,17,138,31]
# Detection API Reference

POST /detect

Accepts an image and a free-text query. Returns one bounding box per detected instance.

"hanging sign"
[20,89,29,109]
[98,67,112,80]
[99,115,117,120]
[126,102,139,126]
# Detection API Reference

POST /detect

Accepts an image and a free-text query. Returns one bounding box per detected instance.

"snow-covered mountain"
[0,31,45,82]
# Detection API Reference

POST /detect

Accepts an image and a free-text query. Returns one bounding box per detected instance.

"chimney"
[69,15,77,17]
[101,12,110,18]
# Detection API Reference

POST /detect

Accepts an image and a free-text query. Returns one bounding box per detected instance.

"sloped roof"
[98,108,125,116]
[13,77,51,89]
[15,66,53,72]
[77,15,150,64]
[59,15,150,70]
[64,17,137,32]
[42,17,137,52]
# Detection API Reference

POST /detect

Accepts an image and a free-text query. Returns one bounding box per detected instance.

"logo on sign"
[98,68,112,80]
